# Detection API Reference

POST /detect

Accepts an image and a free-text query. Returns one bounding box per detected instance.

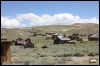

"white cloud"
[84,17,99,24]
[1,16,21,28]
[1,13,99,28]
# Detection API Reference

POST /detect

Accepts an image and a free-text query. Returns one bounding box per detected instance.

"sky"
[1,1,99,28]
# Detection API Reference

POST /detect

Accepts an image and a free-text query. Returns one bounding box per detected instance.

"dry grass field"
[1,23,99,65]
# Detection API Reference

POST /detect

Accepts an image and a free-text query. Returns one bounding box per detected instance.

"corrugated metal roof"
[58,35,71,40]
[62,38,71,40]
[58,35,63,39]
[90,33,99,38]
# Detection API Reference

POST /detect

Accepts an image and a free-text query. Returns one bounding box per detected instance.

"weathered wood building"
[88,33,99,41]
[1,38,12,64]
[53,34,71,44]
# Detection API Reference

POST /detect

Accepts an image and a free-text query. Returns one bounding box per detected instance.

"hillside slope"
[1,23,99,40]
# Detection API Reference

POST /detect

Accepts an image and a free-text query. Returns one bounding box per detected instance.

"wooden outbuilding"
[53,34,71,44]
[1,38,12,64]
[88,33,99,41]
[68,33,80,40]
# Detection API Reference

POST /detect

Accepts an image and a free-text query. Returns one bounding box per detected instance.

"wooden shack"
[57,35,71,44]
[68,33,80,40]
[88,33,99,41]
[1,38,12,64]
[53,34,71,44]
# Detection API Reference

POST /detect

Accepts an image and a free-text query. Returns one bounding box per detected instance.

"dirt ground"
[65,56,99,65]
[2,40,99,65]
[2,55,99,65]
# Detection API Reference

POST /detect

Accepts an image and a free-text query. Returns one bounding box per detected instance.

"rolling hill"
[1,23,99,40]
